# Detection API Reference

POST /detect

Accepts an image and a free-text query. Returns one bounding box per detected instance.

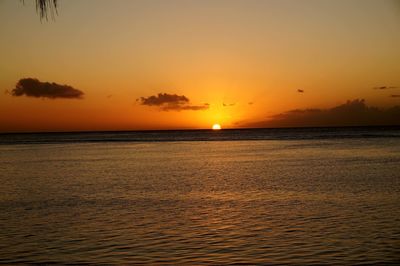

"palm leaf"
[22,0,58,20]
[35,0,57,20]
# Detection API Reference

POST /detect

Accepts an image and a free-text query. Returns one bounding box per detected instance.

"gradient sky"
[1,0,399,132]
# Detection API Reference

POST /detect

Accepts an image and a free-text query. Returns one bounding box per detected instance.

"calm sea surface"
[0,128,399,264]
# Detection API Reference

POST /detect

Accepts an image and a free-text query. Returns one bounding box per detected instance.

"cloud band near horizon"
[242,99,400,128]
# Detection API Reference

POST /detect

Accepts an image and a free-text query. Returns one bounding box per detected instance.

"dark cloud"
[223,103,236,107]
[242,99,400,128]
[248,102,254,105]
[140,93,189,106]
[10,78,84,99]
[297,89,304,93]
[139,93,209,111]
[373,86,398,90]
[390,95,400,98]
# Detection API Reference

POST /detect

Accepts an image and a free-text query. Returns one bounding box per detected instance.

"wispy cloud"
[390,95,400,98]
[138,93,209,111]
[10,78,84,99]
[373,86,398,90]
[241,99,400,128]
[223,103,236,107]
[162,103,209,111]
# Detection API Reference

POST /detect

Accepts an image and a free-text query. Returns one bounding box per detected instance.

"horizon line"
[1,124,400,135]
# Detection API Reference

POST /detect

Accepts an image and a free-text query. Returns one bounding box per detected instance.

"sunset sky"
[1,0,399,132]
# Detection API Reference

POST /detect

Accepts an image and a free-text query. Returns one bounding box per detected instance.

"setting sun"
[212,124,221,130]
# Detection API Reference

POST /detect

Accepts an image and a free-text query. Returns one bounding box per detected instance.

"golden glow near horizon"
[212,124,222,130]
[0,0,400,132]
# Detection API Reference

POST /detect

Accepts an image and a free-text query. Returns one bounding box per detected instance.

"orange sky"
[1,0,400,132]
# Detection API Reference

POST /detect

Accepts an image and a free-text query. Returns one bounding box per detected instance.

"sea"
[0,126,399,264]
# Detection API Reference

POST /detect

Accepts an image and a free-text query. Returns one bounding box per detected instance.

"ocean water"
[0,127,399,264]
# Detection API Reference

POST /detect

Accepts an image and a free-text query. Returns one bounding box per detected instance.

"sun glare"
[212,124,222,130]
